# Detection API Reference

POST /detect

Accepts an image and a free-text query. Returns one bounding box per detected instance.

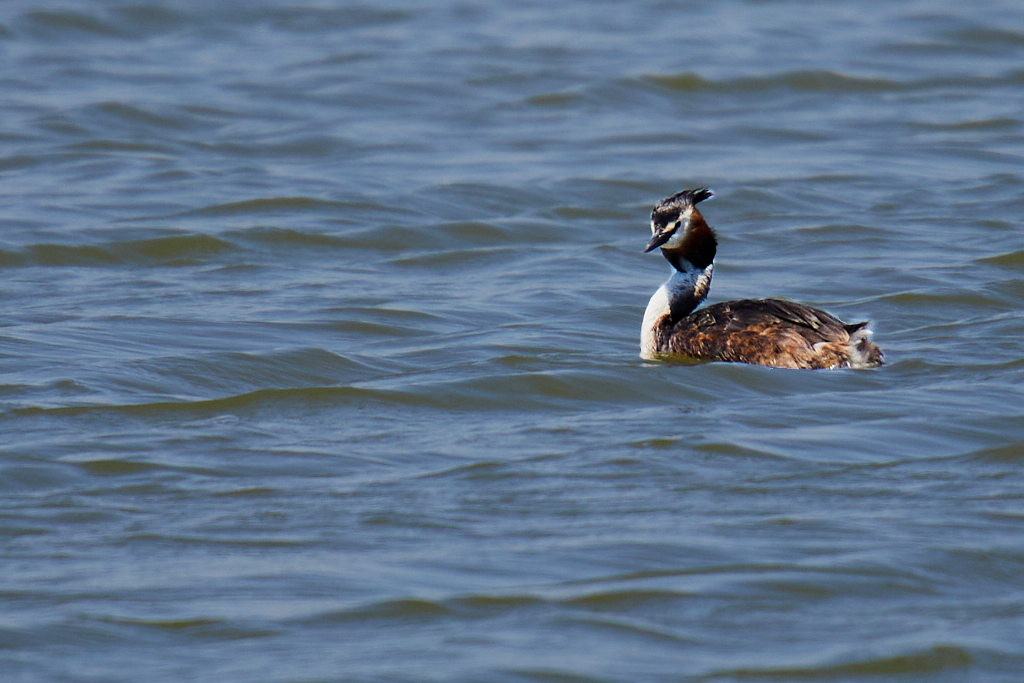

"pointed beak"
[644,229,673,253]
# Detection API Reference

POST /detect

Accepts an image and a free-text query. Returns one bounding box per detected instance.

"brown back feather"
[666,298,868,369]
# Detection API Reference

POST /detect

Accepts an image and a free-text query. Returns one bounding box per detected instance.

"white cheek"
[661,225,688,249]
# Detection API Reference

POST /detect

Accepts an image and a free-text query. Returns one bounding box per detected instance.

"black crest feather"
[652,188,713,217]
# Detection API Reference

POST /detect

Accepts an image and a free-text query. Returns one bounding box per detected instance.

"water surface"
[1,1,1023,681]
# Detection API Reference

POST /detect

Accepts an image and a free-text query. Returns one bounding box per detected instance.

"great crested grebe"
[641,188,883,369]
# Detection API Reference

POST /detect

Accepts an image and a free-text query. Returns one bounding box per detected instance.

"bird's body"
[641,188,883,370]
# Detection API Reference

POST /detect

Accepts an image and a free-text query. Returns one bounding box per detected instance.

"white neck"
[640,260,713,359]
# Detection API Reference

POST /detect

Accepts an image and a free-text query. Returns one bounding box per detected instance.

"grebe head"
[645,188,713,252]
[644,188,717,270]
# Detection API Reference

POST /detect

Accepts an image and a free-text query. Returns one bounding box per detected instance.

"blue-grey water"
[2,1,1023,681]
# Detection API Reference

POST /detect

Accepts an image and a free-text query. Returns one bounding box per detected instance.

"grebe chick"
[641,188,883,369]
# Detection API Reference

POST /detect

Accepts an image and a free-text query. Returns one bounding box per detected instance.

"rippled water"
[2,1,1023,681]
